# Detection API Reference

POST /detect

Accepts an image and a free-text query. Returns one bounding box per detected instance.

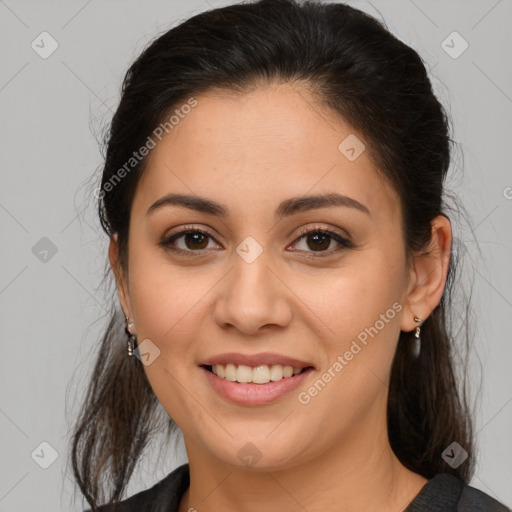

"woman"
[70,0,510,510]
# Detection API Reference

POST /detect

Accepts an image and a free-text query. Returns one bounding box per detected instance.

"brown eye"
[159,229,220,253]
[158,226,353,258]
[304,232,333,251]
[289,228,353,257]
[180,231,210,250]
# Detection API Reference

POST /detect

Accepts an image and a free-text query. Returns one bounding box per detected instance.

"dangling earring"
[124,316,137,357]
[412,316,423,358]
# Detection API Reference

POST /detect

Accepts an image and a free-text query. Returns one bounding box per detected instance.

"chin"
[207,435,310,473]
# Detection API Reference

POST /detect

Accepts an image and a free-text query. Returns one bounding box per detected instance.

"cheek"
[126,256,209,425]
[130,269,206,350]
[126,245,193,355]
[127,237,190,321]
[313,248,406,373]
[317,252,404,331]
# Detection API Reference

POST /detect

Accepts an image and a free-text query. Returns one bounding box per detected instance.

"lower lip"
[201,366,314,406]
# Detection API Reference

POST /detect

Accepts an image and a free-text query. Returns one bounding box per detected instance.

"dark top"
[91,463,510,511]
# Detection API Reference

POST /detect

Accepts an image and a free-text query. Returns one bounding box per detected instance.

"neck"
[178,420,427,512]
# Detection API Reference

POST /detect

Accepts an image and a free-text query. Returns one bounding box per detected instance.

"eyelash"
[158,224,354,258]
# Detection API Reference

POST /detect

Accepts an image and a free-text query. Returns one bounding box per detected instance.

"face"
[112,83,415,471]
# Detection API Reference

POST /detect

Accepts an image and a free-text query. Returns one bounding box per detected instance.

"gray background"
[0,0,511,510]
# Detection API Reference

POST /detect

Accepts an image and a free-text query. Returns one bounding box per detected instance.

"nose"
[212,249,293,335]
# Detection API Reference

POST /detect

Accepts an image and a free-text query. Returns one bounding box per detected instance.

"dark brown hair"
[70,0,477,509]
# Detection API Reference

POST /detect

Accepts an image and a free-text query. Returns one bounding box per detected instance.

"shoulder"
[406,472,510,512]
[458,480,511,511]
[84,463,190,512]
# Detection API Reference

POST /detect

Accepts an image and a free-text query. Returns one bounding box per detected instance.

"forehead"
[134,83,401,225]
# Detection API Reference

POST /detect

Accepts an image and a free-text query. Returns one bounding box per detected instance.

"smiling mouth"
[202,363,313,384]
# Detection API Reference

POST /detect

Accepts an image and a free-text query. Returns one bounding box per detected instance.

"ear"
[400,215,452,333]
[109,233,134,328]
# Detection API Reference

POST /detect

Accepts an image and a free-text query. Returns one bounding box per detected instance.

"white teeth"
[252,365,270,384]
[224,363,237,381]
[210,363,305,384]
[216,364,225,379]
[283,366,293,378]
[236,364,253,383]
[269,364,283,381]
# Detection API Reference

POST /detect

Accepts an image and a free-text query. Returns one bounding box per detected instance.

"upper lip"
[201,352,315,369]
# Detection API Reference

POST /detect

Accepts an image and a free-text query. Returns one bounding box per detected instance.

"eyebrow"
[146,192,371,219]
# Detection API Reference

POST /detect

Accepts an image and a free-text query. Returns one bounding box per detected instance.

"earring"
[412,316,423,358]
[124,316,137,357]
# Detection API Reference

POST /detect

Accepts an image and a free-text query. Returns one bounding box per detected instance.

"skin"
[109,82,452,512]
